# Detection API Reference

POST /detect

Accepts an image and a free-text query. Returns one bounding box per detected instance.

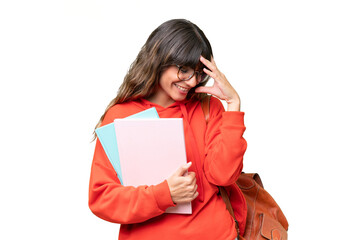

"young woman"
[89,19,247,240]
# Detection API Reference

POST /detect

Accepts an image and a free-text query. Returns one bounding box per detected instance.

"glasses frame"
[176,65,207,84]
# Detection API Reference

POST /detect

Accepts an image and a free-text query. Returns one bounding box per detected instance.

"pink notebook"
[114,118,192,214]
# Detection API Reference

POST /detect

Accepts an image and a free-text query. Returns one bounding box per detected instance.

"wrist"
[154,180,176,210]
[226,96,241,111]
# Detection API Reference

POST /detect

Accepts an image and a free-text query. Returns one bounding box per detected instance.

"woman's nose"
[184,74,198,87]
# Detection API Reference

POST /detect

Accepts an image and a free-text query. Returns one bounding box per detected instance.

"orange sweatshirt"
[89,97,247,240]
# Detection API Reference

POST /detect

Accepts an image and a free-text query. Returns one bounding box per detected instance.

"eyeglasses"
[176,65,208,84]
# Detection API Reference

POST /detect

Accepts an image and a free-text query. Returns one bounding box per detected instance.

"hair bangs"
[167,37,212,70]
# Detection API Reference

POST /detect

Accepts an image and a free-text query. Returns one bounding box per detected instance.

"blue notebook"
[95,107,159,184]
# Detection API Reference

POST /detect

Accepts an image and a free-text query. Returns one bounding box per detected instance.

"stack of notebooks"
[95,107,191,214]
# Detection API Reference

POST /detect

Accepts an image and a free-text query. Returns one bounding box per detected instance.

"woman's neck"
[145,94,175,108]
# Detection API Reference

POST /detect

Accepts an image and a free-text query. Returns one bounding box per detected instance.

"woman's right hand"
[195,56,241,111]
[167,162,199,204]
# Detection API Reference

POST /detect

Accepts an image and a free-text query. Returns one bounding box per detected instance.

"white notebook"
[114,118,192,214]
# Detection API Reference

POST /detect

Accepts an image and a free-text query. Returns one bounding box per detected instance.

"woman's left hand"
[195,56,241,111]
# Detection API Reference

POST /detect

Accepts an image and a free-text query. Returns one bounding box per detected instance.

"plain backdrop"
[1,0,359,239]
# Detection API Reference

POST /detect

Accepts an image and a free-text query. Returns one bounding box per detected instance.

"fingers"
[176,162,192,176]
[200,56,224,84]
[195,86,218,96]
[187,171,196,185]
[203,67,220,81]
[192,191,199,200]
[182,172,197,199]
[200,56,217,72]
[178,183,198,203]
[167,166,199,204]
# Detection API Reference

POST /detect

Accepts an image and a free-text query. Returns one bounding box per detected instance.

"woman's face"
[150,66,198,107]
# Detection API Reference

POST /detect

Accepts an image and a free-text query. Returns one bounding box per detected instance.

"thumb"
[195,86,212,94]
[195,86,219,97]
[176,162,192,176]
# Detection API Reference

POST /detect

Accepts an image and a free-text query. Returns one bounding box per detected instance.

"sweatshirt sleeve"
[203,97,247,186]
[88,107,175,224]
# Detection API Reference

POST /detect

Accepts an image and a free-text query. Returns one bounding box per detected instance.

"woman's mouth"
[174,83,190,93]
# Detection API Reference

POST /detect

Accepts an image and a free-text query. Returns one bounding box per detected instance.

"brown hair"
[93,19,213,138]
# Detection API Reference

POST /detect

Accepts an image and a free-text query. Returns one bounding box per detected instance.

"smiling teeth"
[175,84,189,92]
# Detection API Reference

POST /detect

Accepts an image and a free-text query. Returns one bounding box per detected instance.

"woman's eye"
[180,68,189,74]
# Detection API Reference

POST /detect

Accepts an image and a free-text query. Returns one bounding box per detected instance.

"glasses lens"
[194,71,208,84]
[178,66,194,81]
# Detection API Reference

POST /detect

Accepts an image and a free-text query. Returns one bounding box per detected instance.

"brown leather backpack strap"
[201,95,211,123]
[219,187,235,218]
[219,187,240,236]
